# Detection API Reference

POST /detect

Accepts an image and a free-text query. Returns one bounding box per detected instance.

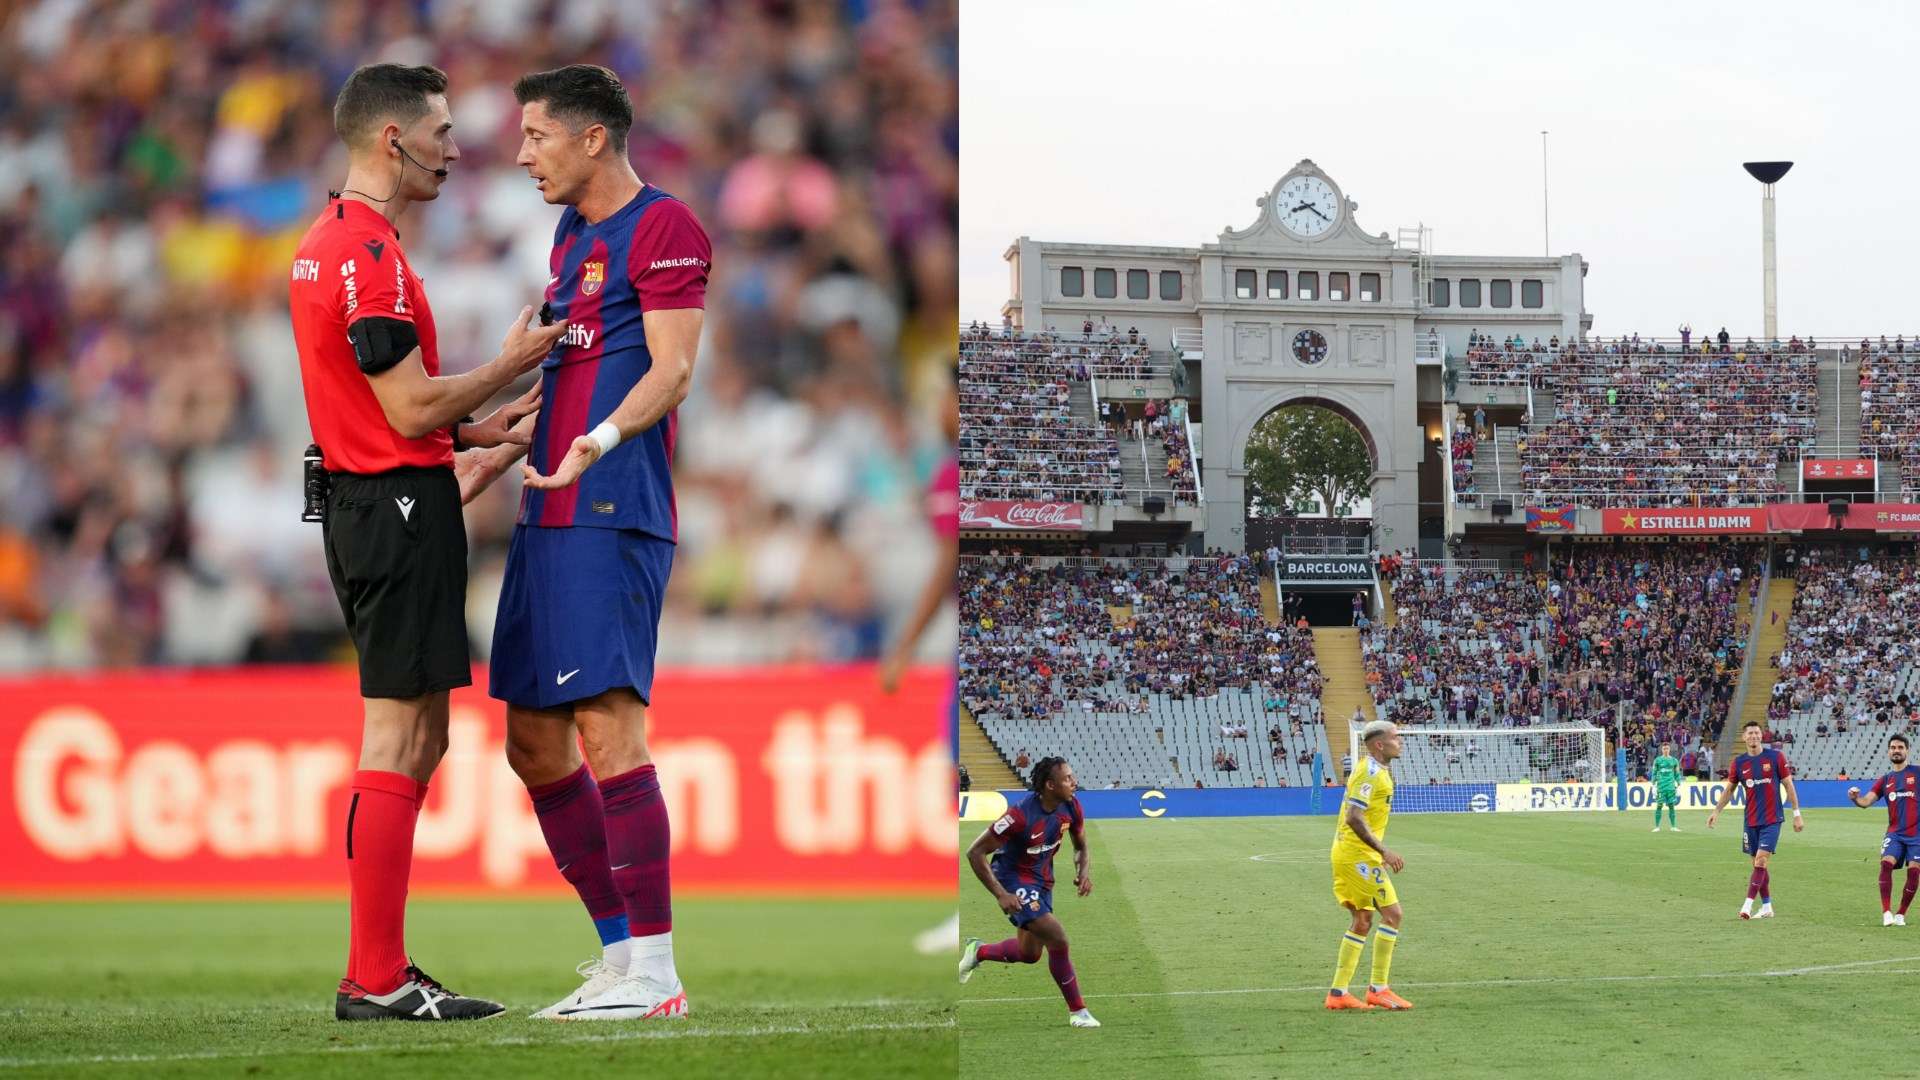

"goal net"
[1345,725,1609,814]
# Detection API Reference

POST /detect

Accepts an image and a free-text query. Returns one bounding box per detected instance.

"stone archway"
[1237,394,1379,550]
[1203,377,1419,554]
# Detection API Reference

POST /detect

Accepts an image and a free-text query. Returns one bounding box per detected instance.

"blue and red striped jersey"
[519,185,711,540]
[1732,748,1792,827]
[1871,765,1920,837]
[989,793,1083,890]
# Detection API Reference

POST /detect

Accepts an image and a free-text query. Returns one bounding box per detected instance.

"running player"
[1846,732,1920,926]
[1327,719,1411,1011]
[1651,740,1682,832]
[1707,720,1802,919]
[957,757,1099,1028]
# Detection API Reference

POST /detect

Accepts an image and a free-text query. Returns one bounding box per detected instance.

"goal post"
[1346,725,1609,814]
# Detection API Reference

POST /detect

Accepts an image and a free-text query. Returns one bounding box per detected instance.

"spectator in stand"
[1550,543,1751,752]
[1763,546,1920,773]
[1363,559,1547,729]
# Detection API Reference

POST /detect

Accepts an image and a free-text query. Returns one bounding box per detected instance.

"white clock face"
[1276,175,1338,237]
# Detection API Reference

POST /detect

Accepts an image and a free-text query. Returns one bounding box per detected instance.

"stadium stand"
[1520,345,1817,505]
[957,326,1158,505]
[1547,542,1756,757]
[1362,558,1548,731]
[959,553,1330,788]
[1859,340,1920,498]
[0,1,958,672]
[1764,545,1920,778]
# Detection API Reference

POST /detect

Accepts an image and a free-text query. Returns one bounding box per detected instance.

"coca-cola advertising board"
[0,664,954,894]
[958,500,1084,531]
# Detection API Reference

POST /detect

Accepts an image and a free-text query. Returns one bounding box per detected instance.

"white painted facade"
[999,160,1590,551]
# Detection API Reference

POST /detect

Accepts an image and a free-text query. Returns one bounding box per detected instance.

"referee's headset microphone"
[331,137,448,202]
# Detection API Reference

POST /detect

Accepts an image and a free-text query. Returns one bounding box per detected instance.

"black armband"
[450,415,474,451]
[346,316,419,376]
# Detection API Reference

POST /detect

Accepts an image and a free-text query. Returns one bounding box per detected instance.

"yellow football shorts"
[1331,851,1397,910]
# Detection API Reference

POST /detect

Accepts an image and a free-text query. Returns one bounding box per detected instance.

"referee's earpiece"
[390,137,450,179]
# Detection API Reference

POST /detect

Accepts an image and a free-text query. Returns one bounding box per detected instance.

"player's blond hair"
[1360,719,1396,744]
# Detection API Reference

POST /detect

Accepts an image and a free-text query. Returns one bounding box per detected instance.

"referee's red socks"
[345,769,421,995]
[600,764,671,937]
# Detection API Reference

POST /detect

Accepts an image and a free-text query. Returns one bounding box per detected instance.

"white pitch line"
[959,957,1920,1005]
[0,1018,957,1070]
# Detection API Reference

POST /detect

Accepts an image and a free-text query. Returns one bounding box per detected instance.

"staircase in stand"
[960,705,1022,790]
[1314,627,1377,777]
[1727,577,1796,764]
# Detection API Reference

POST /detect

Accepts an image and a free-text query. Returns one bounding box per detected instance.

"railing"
[1183,410,1204,509]
[957,485,1204,508]
[1171,327,1204,357]
[1415,335,1445,364]
[1279,536,1371,555]
[960,553,1255,572]
[1445,488,1880,507]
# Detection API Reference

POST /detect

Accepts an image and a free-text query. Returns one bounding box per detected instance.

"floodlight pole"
[1743,162,1793,342]
[1762,190,1777,341]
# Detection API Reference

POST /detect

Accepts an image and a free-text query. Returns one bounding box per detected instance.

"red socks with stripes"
[345,770,426,995]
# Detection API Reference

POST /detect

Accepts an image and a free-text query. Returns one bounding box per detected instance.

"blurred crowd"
[0,0,958,670]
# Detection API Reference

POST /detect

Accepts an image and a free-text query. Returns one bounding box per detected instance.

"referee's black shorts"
[322,464,471,699]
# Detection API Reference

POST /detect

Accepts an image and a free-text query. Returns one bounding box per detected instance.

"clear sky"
[960,0,1920,338]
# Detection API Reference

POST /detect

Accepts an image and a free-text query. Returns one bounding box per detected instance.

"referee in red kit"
[287,63,568,1022]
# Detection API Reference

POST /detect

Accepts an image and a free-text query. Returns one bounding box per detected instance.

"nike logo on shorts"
[557,669,580,685]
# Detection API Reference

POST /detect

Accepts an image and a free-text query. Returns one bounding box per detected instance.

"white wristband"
[588,421,622,456]
[1792,808,1802,816]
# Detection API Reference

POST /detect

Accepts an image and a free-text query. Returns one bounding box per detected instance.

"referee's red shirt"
[288,197,451,473]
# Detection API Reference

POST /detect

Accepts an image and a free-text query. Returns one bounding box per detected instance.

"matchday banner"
[958,500,1084,531]
[965,781,1869,820]
[1599,508,1768,535]
[0,665,953,895]
[1497,781,1734,813]
[1768,502,1920,533]
[1525,505,1575,533]
[1278,556,1373,585]
[1801,459,1876,481]
[962,785,1497,819]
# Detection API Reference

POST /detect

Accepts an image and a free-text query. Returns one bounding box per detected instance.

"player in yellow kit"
[1326,719,1412,1011]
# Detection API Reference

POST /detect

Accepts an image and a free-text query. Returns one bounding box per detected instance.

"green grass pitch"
[0,896,953,1078]
[959,809,1914,1079]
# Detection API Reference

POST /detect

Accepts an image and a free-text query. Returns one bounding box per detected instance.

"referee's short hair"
[333,64,448,149]
[514,64,633,152]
